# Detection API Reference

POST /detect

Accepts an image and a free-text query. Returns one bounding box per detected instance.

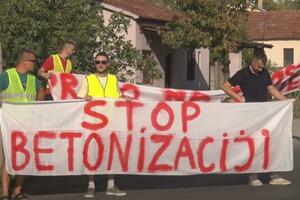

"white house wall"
[102,8,210,89]
[102,9,138,47]
[195,48,210,89]
[256,40,300,67]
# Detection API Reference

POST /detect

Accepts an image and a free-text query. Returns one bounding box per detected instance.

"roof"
[101,0,181,22]
[237,40,273,49]
[247,10,300,41]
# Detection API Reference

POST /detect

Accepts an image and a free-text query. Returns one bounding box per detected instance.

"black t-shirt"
[228,66,273,102]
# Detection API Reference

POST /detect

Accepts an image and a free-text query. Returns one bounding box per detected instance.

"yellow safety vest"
[1,68,37,103]
[52,54,72,73]
[86,74,120,98]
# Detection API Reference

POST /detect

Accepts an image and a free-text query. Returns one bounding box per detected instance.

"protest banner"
[48,73,224,102]
[48,64,300,102]
[272,64,300,95]
[1,99,294,176]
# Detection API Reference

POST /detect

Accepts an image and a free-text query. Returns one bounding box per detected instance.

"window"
[187,50,195,81]
[283,48,294,66]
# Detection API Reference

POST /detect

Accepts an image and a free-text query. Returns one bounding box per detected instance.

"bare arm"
[36,88,45,101]
[222,81,245,102]
[38,67,51,79]
[267,85,287,100]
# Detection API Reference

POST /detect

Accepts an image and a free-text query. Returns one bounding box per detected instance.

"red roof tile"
[247,10,300,41]
[102,0,180,22]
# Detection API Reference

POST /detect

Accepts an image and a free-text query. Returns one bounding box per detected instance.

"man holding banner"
[222,50,291,186]
[0,49,44,200]
[77,52,128,197]
[38,40,76,100]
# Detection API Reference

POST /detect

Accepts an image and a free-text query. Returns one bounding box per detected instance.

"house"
[247,10,300,67]
[101,0,210,90]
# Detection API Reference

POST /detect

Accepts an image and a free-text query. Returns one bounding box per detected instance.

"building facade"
[247,10,300,68]
[102,0,210,90]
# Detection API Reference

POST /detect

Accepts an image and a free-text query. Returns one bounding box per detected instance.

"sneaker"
[84,188,95,198]
[12,193,29,200]
[249,179,263,187]
[106,186,127,196]
[269,178,291,185]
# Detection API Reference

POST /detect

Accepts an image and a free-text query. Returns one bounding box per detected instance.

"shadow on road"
[23,173,272,195]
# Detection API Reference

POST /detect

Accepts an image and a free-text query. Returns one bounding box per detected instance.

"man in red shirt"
[38,40,76,100]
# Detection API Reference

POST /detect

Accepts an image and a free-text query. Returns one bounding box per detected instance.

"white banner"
[1,99,294,176]
[48,64,300,102]
[48,73,225,102]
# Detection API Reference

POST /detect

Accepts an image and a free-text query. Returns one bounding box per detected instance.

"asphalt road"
[19,119,300,200]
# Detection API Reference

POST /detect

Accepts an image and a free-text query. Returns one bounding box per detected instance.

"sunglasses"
[95,60,108,65]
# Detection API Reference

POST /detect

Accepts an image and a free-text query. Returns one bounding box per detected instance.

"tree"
[150,0,176,8]
[263,0,300,10]
[160,0,255,65]
[0,0,160,81]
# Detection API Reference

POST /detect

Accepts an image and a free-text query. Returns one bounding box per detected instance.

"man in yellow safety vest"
[0,49,44,200]
[77,52,129,198]
[38,40,75,100]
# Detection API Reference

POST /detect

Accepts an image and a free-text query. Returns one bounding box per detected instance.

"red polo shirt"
[41,55,70,95]
[41,55,68,72]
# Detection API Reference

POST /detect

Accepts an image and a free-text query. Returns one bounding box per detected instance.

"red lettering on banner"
[137,128,146,172]
[81,100,108,131]
[181,102,201,133]
[262,129,270,170]
[151,102,174,131]
[60,73,78,99]
[163,90,186,101]
[271,70,284,85]
[108,133,132,172]
[83,133,104,171]
[233,131,255,172]
[33,131,56,171]
[220,133,229,172]
[8,128,277,174]
[285,65,299,76]
[11,131,30,171]
[148,134,174,172]
[115,101,144,131]
[174,137,196,170]
[197,136,215,173]
[189,91,211,102]
[49,73,58,88]
[287,75,299,91]
[59,132,83,172]
[120,84,140,100]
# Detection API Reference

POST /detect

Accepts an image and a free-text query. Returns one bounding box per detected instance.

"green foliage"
[94,12,161,82]
[241,48,254,68]
[0,0,160,81]
[209,48,229,66]
[263,0,300,10]
[161,0,254,51]
[0,0,100,71]
[150,0,176,8]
